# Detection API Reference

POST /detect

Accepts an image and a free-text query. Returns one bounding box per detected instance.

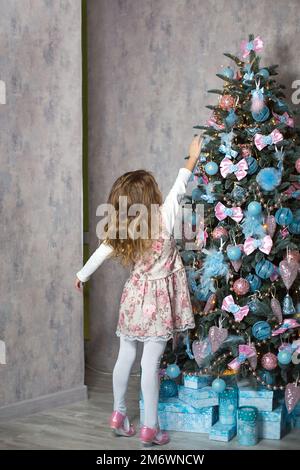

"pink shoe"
[109,411,136,437]
[139,425,170,447]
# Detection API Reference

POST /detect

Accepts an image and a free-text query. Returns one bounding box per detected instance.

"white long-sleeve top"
[76,167,192,282]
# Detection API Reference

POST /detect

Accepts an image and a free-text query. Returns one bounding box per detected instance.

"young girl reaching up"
[75,135,203,447]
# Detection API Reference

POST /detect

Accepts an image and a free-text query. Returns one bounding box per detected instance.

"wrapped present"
[209,421,236,442]
[257,405,289,440]
[238,385,274,411]
[178,385,218,409]
[139,398,218,433]
[238,407,258,446]
[183,374,212,390]
[219,386,238,426]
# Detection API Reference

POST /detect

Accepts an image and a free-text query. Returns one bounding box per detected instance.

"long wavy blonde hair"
[103,170,163,266]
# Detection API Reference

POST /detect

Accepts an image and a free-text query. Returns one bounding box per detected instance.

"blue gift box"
[183,374,212,390]
[178,385,218,409]
[219,387,238,426]
[139,398,218,433]
[238,385,274,411]
[257,405,289,440]
[209,421,236,442]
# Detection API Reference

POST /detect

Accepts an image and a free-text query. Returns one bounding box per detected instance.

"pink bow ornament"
[228,344,257,371]
[241,36,264,59]
[243,235,273,256]
[254,129,283,150]
[272,111,294,128]
[272,318,300,336]
[215,202,243,223]
[220,157,248,181]
[222,295,249,322]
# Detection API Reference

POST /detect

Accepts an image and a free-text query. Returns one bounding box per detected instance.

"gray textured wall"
[87,0,300,373]
[0,0,85,409]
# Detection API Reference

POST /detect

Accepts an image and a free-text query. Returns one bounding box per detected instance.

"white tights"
[112,336,167,428]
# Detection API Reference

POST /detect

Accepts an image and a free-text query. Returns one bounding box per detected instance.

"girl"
[75,135,202,446]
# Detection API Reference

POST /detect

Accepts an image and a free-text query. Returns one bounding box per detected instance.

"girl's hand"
[185,134,203,172]
[75,277,83,291]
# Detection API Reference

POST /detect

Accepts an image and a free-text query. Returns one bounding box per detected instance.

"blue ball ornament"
[255,259,274,279]
[248,201,262,216]
[246,274,262,292]
[288,218,300,234]
[231,185,247,202]
[159,379,178,399]
[277,350,292,365]
[252,321,271,341]
[221,66,235,79]
[166,364,181,379]
[227,245,242,261]
[275,208,293,226]
[205,161,219,176]
[256,168,281,192]
[192,187,203,202]
[258,68,270,80]
[246,157,258,175]
[212,378,226,394]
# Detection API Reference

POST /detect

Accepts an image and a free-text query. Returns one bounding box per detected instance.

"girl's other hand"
[75,277,83,291]
[189,134,203,160]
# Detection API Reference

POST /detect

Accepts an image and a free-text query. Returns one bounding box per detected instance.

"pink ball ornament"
[212,226,228,240]
[219,94,235,110]
[295,158,300,174]
[261,352,278,370]
[233,278,250,295]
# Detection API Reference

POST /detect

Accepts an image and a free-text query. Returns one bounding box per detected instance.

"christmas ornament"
[220,66,235,79]
[282,294,296,316]
[241,36,263,58]
[292,350,300,365]
[272,111,294,128]
[191,187,203,201]
[228,344,257,371]
[254,129,283,150]
[274,98,288,113]
[209,326,228,353]
[219,94,235,110]
[248,298,269,315]
[258,370,274,385]
[275,208,293,226]
[231,185,247,201]
[252,106,270,122]
[289,218,300,235]
[204,161,219,175]
[166,364,181,379]
[241,211,265,238]
[225,109,238,127]
[272,318,300,336]
[215,202,243,222]
[227,245,242,261]
[233,278,250,295]
[261,352,277,370]
[247,201,262,216]
[251,82,265,113]
[277,350,292,365]
[256,167,281,191]
[257,68,270,80]
[264,215,276,237]
[285,182,300,199]
[284,249,300,265]
[243,235,273,256]
[295,158,300,174]
[212,226,228,240]
[222,295,249,322]
[246,274,261,292]
[285,382,300,414]
[271,297,283,323]
[231,259,243,273]
[243,63,254,83]
[159,379,178,398]
[252,321,271,340]
[246,156,258,175]
[203,293,217,314]
[192,338,212,368]
[220,157,248,181]
[207,113,225,130]
[219,143,238,159]
[212,378,226,393]
[255,259,274,279]
[280,227,289,239]
[279,259,298,290]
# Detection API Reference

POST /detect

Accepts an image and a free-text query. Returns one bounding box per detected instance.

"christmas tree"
[161,35,300,412]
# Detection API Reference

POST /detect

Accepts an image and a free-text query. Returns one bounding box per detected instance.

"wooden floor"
[0,368,299,450]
